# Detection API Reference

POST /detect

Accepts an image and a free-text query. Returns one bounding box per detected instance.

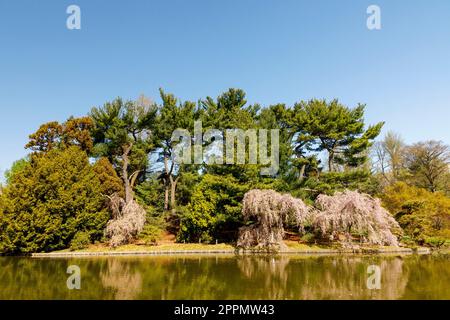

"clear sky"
[0,0,449,177]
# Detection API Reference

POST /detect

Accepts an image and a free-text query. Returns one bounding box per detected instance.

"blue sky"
[0,0,449,177]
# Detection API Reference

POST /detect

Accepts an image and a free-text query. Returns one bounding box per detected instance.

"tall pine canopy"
[292,99,384,172]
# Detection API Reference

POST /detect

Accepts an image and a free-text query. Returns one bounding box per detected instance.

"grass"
[63,241,339,253]
[59,242,235,253]
[53,240,424,254]
[284,240,333,251]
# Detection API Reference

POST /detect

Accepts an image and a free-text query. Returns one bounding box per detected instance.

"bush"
[199,232,214,244]
[300,232,316,243]
[381,182,450,244]
[400,235,416,247]
[424,237,447,249]
[70,232,91,251]
[177,174,248,243]
[0,146,109,253]
[139,224,163,245]
[135,205,166,245]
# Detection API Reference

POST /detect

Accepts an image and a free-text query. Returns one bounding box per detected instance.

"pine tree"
[90,97,158,203]
[154,89,197,213]
[292,99,384,172]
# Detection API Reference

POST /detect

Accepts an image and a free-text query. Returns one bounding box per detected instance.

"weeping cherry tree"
[237,189,311,250]
[312,190,401,246]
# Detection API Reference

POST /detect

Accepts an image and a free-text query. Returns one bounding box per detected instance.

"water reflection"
[100,259,143,300]
[0,254,448,300]
[235,255,410,299]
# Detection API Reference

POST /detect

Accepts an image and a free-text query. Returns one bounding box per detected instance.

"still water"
[0,254,448,300]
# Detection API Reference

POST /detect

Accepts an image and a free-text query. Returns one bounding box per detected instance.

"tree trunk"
[164,186,169,210]
[170,176,180,214]
[163,155,170,210]
[299,164,306,182]
[328,150,334,172]
[122,143,133,204]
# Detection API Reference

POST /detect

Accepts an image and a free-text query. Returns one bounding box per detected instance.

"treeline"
[372,133,450,246]
[0,88,449,253]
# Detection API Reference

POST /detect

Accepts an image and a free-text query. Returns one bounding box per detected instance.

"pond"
[0,254,449,300]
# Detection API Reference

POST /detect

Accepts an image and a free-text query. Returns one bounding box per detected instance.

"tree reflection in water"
[100,258,143,300]
[236,255,409,299]
[0,254,449,299]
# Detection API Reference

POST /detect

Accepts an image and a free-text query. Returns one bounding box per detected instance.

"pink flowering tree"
[104,194,146,247]
[237,189,311,250]
[312,190,401,246]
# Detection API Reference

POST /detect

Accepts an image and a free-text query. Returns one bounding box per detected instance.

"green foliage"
[0,146,109,253]
[135,176,165,208]
[70,231,91,251]
[93,157,124,198]
[173,89,269,243]
[292,99,383,171]
[201,88,258,130]
[25,121,62,153]
[175,172,202,206]
[257,104,296,179]
[424,237,447,249]
[90,97,158,185]
[152,89,198,212]
[382,182,450,245]
[399,235,416,247]
[300,232,316,244]
[139,224,164,245]
[177,174,249,243]
[61,117,95,153]
[302,170,381,197]
[8,88,448,251]
[156,89,197,150]
[25,117,94,154]
[200,88,262,181]
[4,157,29,185]
[137,203,167,245]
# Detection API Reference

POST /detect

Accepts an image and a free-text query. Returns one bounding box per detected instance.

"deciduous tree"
[237,189,311,250]
[405,140,450,192]
[312,190,401,246]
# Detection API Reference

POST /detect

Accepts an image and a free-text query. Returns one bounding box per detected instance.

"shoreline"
[2,240,437,258]
[27,246,431,258]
